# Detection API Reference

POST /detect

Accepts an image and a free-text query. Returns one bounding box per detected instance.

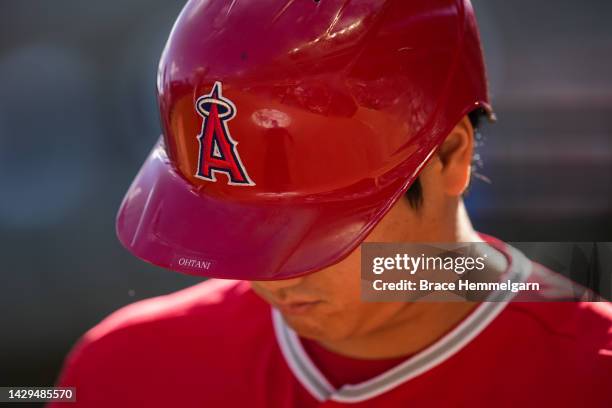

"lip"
[274,300,322,315]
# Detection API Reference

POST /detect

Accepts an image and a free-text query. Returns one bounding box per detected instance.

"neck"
[318,199,506,360]
[319,301,478,359]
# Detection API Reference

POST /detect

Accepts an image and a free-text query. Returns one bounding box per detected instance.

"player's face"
[250,198,421,343]
[251,246,413,343]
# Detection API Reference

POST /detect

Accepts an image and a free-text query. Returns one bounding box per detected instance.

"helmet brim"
[116,138,415,281]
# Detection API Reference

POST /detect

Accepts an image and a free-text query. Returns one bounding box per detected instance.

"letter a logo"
[194,81,255,186]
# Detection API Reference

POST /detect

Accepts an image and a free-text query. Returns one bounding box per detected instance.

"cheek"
[316,255,362,308]
[315,263,411,339]
[308,260,367,334]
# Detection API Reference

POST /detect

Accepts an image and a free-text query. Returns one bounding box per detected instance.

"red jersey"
[51,245,612,407]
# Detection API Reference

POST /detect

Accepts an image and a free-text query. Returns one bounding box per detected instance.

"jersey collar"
[272,243,532,403]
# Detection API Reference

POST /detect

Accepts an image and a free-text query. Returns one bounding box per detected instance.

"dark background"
[1,0,611,392]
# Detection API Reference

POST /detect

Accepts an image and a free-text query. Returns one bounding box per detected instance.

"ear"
[435,115,474,196]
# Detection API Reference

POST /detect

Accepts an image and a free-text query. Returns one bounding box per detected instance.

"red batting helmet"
[116,0,493,280]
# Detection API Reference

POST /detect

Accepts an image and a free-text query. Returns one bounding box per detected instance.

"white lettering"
[178,257,211,269]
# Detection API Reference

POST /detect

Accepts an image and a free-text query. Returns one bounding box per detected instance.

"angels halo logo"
[194,81,255,186]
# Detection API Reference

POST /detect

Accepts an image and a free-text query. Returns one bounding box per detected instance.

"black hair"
[405,109,488,209]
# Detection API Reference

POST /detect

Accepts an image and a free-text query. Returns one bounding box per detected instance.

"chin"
[282,312,348,342]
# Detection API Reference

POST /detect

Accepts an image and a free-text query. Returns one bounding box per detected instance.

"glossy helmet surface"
[116,0,493,280]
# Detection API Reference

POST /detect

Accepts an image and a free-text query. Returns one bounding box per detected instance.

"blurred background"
[0,0,611,394]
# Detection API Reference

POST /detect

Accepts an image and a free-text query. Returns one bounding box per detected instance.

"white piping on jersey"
[273,309,335,401]
[272,244,532,403]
